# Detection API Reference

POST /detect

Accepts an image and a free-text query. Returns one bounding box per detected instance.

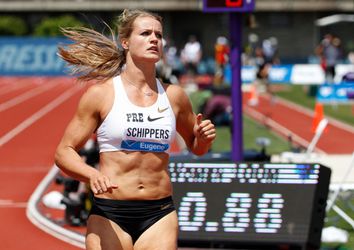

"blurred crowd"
[158,30,354,125]
[156,32,281,86]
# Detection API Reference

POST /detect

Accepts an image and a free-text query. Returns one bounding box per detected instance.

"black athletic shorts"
[89,196,175,244]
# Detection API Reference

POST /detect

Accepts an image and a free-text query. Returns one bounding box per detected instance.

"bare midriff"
[96,150,172,200]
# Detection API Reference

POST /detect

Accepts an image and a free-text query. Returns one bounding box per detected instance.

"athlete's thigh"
[134,211,178,250]
[86,215,133,250]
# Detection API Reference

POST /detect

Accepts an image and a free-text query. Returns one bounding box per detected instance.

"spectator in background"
[203,94,232,127]
[348,51,354,65]
[248,62,273,106]
[254,46,265,67]
[165,38,181,75]
[242,33,263,66]
[315,33,342,83]
[342,51,354,83]
[262,37,279,64]
[256,62,272,94]
[214,36,230,85]
[156,37,179,84]
[180,35,202,76]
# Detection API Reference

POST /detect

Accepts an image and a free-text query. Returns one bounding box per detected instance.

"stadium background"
[0,0,354,63]
[0,0,353,249]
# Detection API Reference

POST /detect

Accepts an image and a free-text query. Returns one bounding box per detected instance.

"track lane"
[243,93,354,154]
[0,84,85,166]
[0,81,56,111]
[0,77,36,99]
[0,77,84,250]
[0,78,74,137]
[0,206,80,250]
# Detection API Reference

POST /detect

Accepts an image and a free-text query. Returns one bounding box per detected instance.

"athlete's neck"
[124,57,156,86]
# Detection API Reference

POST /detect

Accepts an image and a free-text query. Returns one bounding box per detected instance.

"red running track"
[0,76,183,250]
[243,93,354,154]
[0,77,84,250]
[0,77,352,249]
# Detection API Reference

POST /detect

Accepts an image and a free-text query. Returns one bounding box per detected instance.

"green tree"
[34,15,85,37]
[0,15,28,36]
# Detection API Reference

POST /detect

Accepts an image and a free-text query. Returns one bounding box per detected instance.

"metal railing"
[0,0,353,11]
[256,0,354,11]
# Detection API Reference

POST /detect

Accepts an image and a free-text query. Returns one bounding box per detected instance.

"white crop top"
[96,76,176,153]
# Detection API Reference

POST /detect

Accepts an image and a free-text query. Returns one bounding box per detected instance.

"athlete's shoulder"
[163,83,185,95]
[78,78,114,111]
[83,78,113,100]
[163,83,190,109]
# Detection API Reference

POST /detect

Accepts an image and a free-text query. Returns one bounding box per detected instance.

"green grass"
[189,89,293,155]
[212,116,291,155]
[321,191,354,250]
[275,85,354,126]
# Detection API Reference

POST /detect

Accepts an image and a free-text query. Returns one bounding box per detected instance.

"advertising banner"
[0,37,67,76]
[317,83,354,103]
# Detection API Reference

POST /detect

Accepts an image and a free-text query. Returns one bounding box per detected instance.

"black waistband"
[93,196,173,207]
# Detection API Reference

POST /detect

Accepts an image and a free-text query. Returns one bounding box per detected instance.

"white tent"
[315,14,354,26]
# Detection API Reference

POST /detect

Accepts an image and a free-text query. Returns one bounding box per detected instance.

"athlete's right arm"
[54,83,118,194]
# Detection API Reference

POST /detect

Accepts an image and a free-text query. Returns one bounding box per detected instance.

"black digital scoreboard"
[203,0,255,12]
[169,161,331,249]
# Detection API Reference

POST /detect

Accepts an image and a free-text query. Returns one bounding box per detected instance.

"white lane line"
[267,95,354,133]
[0,166,50,172]
[0,199,27,208]
[0,80,30,97]
[244,105,326,154]
[0,78,15,92]
[0,84,82,147]
[0,80,57,112]
[26,165,85,248]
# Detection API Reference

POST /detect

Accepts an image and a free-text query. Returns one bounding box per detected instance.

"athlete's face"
[123,16,163,63]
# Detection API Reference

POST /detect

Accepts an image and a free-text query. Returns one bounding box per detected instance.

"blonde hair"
[58,9,162,82]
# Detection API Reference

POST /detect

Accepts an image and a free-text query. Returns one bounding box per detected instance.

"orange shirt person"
[214,36,230,85]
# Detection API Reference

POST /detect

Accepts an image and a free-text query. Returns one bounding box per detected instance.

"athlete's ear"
[121,38,129,50]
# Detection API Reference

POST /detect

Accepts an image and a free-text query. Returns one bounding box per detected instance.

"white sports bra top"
[96,75,176,153]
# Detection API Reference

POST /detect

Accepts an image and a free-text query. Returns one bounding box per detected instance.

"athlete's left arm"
[166,84,216,156]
